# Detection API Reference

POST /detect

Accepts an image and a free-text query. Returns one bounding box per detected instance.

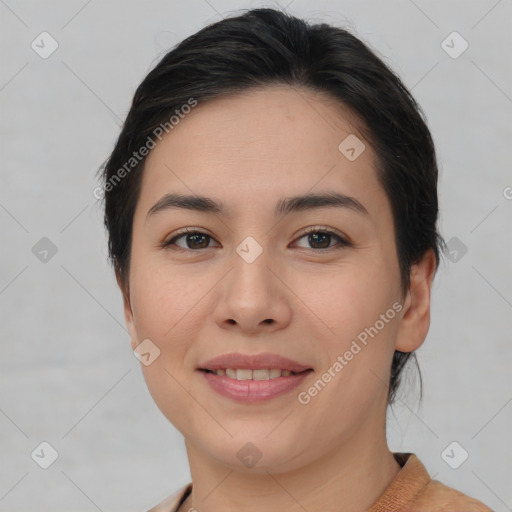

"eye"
[293,227,349,251]
[162,228,219,251]
[161,226,350,252]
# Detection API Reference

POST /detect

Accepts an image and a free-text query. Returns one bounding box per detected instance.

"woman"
[98,8,492,512]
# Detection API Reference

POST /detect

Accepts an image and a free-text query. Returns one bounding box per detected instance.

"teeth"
[213,368,296,380]
[253,369,270,380]
[269,368,282,379]
[236,369,252,380]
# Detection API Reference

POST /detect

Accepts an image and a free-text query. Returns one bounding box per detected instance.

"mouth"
[199,368,312,380]
[197,353,313,403]
[198,352,313,374]
[199,367,313,403]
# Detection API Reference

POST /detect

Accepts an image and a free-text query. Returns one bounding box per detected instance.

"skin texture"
[120,85,436,512]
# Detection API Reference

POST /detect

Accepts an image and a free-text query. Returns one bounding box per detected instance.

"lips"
[204,368,299,380]
[198,352,313,403]
[201,368,312,402]
[198,352,313,373]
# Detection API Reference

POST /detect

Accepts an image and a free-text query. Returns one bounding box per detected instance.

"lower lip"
[200,370,312,403]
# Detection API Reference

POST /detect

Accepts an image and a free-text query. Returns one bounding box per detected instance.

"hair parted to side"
[97,7,445,405]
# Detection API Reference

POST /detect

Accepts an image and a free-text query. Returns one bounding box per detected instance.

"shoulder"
[412,478,493,511]
[370,453,492,512]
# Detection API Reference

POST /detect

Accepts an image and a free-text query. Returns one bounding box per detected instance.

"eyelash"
[161,226,350,253]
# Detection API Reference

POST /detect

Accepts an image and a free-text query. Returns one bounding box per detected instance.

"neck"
[180,411,401,512]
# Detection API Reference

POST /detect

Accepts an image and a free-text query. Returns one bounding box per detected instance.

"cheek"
[303,262,392,336]
[130,259,200,339]
[297,262,398,396]
[130,266,200,434]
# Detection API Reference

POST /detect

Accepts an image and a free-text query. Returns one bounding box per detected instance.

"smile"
[203,368,304,380]
[199,368,313,403]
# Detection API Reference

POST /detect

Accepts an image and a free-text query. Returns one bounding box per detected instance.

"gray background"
[1,0,511,511]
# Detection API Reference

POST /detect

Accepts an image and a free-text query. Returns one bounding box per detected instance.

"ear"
[116,272,138,352]
[395,248,437,353]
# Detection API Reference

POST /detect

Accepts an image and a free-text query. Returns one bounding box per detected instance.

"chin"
[200,433,308,474]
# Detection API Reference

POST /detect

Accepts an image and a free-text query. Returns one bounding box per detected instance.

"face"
[122,85,427,473]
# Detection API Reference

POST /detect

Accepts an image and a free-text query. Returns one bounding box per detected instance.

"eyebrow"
[146,191,369,221]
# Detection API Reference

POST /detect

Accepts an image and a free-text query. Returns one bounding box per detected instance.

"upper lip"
[199,352,312,372]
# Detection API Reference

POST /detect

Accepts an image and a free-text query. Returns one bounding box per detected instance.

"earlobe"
[395,249,437,353]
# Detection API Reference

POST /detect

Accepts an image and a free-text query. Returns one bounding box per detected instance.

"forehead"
[136,85,388,222]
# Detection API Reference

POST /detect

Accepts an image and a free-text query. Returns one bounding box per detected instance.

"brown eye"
[163,229,218,250]
[294,228,349,251]
[162,227,349,252]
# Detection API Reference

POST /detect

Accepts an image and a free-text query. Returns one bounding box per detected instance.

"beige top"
[146,452,492,512]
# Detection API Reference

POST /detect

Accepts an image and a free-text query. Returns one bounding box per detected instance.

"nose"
[212,242,292,335]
